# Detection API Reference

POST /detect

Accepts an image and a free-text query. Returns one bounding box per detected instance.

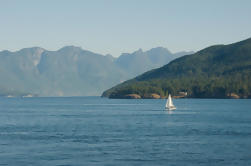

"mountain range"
[0,46,192,96]
[102,38,251,99]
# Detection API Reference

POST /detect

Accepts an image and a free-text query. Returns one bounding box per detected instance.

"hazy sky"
[1,0,251,56]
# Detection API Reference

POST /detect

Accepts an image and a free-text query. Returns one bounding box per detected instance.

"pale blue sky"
[1,0,251,56]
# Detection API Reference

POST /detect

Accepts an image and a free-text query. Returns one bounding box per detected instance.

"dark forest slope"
[102,38,251,98]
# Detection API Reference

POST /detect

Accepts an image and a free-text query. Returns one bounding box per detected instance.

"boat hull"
[165,106,176,111]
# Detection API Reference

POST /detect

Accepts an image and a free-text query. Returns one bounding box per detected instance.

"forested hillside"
[102,38,251,99]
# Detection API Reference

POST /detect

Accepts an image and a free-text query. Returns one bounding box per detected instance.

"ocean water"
[0,97,251,166]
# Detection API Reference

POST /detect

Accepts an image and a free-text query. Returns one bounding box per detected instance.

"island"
[102,38,251,99]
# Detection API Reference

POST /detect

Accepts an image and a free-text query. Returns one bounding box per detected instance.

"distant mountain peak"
[18,47,45,53]
[58,45,83,52]
[147,47,172,55]
[150,46,169,51]
[105,54,114,58]
[134,48,143,54]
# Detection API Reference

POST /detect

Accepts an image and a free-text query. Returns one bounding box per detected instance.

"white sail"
[165,99,169,108]
[168,94,174,107]
[165,94,176,110]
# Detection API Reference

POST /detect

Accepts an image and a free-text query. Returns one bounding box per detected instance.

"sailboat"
[165,94,176,110]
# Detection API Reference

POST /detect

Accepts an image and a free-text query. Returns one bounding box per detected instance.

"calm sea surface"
[0,97,251,166]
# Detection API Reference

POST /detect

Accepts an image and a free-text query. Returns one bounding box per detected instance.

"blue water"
[0,97,251,166]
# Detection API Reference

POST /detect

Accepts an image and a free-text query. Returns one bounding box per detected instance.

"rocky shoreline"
[108,93,249,99]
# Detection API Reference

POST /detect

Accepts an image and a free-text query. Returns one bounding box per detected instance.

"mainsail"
[165,94,176,110]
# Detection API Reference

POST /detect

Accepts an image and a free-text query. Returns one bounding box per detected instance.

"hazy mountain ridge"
[114,47,192,77]
[0,46,190,96]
